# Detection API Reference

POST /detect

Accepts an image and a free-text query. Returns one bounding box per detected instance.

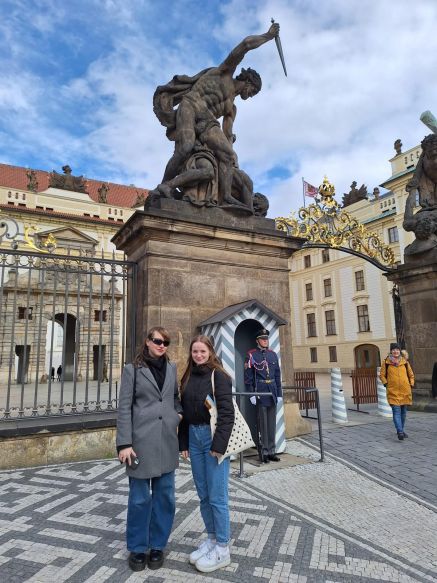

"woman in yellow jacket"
[379,343,415,440]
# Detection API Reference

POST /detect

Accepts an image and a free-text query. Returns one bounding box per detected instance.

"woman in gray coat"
[117,326,182,572]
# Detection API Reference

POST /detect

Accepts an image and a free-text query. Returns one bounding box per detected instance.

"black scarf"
[143,354,167,391]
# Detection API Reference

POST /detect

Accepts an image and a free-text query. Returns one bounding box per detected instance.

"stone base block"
[283,389,312,438]
[0,427,116,470]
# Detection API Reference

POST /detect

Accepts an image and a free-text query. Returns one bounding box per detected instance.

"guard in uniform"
[244,328,282,463]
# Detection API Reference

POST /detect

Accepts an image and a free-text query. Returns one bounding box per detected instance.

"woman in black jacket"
[179,335,234,573]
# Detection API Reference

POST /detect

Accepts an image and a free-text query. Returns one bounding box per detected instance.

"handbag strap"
[211,369,215,399]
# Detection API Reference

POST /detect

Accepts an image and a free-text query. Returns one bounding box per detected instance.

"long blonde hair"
[134,326,171,367]
[180,335,229,392]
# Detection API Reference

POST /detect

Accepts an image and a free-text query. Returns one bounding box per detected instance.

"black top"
[178,365,234,455]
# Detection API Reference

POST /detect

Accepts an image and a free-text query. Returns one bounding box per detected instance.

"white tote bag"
[206,370,255,464]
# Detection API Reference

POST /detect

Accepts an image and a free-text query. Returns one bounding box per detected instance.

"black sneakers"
[397,432,404,441]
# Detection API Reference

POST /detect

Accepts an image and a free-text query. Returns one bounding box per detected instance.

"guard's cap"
[390,342,400,351]
[256,328,270,339]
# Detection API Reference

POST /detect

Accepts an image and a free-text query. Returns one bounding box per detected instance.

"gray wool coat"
[116,362,183,479]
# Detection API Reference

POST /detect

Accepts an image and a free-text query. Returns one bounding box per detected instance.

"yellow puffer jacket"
[379,356,414,406]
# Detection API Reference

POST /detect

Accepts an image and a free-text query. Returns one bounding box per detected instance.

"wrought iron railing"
[0,249,136,420]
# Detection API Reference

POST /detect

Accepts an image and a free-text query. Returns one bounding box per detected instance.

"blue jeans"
[189,424,230,544]
[126,471,175,553]
[391,405,407,433]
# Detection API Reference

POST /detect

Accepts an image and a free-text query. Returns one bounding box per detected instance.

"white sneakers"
[189,539,215,565]
[194,544,231,573]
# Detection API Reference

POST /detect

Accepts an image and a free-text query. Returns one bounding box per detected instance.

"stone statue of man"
[153,23,279,208]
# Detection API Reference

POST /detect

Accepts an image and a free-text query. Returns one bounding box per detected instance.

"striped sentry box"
[200,302,286,453]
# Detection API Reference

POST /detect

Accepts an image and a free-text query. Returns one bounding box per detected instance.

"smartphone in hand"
[128,455,140,470]
[120,454,140,470]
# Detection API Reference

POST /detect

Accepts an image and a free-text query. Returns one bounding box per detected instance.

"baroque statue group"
[403,111,437,257]
[147,23,282,217]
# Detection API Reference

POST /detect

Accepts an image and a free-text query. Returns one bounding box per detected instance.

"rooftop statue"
[149,23,282,215]
[342,181,368,207]
[49,165,87,193]
[97,183,109,203]
[404,111,437,258]
[394,139,402,155]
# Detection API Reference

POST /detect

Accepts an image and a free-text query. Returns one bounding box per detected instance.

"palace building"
[289,142,420,372]
[0,163,146,392]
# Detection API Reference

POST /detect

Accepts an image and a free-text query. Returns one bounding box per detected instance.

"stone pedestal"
[387,258,437,399]
[112,200,302,383]
[282,388,312,438]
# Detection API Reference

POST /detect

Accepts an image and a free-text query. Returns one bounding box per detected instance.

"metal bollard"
[376,366,392,417]
[330,368,348,423]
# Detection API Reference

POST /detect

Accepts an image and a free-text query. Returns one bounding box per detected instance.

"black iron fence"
[0,249,136,420]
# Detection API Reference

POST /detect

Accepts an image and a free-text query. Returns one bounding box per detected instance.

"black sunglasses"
[151,338,170,347]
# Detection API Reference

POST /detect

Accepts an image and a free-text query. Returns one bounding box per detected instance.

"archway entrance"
[45,314,77,381]
[234,318,260,440]
[354,344,380,369]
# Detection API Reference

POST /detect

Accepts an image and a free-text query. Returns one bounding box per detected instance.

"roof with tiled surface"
[0,163,148,208]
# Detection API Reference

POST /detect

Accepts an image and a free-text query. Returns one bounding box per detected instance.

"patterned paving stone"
[0,435,435,582]
[304,411,437,508]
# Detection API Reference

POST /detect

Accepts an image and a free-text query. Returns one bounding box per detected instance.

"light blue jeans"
[189,424,230,544]
[391,405,407,434]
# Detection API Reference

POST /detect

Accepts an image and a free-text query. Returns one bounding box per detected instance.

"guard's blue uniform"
[244,346,282,458]
[244,348,282,406]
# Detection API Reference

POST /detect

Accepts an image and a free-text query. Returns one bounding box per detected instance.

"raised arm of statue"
[220,22,279,74]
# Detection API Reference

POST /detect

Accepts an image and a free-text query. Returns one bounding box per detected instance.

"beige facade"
[0,186,137,258]
[289,144,420,372]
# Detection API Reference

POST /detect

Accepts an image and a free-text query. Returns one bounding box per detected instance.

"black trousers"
[257,403,276,455]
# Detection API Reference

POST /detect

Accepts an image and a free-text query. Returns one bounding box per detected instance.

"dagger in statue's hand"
[271,18,287,77]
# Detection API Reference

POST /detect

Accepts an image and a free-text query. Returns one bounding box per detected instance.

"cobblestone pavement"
[304,411,437,509]
[1,429,436,582]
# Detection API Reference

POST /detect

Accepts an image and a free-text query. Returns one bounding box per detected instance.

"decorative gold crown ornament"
[276,177,395,268]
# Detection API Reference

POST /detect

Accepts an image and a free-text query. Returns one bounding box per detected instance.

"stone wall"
[113,203,303,383]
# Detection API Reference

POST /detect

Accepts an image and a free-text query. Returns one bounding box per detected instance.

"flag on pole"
[303,180,318,198]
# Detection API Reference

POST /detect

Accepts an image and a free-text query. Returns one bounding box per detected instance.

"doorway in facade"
[46,314,77,381]
[234,318,261,441]
[93,345,107,381]
[15,345,31,383]
[354,344,380,369]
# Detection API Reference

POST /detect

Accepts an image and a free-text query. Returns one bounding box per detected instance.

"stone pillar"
[282,387,312,438]
[387,259,437,399]
[112,201,302,382]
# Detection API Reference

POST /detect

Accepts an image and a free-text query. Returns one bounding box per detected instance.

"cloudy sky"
[1,0,437,217]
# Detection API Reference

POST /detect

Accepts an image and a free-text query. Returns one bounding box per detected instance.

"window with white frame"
[388,226,399,243]
[357,305,370,332]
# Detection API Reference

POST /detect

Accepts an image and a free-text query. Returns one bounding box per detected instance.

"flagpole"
[302,177,306,208]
